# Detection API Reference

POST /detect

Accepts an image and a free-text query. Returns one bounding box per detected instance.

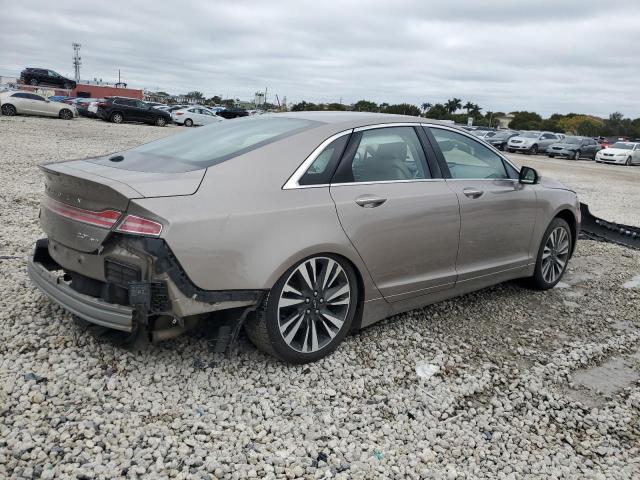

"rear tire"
[184,118,193,127]
[110,112,124,124]
[29,78,38,86]
[525,218,572,290]
[1,104,16,116]
[548,154,554,158]
[59,109,73,120]
[244,254,359,363]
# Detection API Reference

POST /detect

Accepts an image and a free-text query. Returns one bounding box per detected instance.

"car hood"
[549,143,579,149]
[600,148,632,155]
[539,175,573,192]
[509,136,536,142]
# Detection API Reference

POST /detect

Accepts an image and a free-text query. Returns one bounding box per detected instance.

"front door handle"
[463,187,484,199]
[355,195,387,208]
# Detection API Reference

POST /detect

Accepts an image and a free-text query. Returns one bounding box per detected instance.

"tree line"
[290,97,640,138]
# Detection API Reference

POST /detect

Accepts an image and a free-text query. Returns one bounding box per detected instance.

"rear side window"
[428,127,510,180]
[90,116,319,172]
[299,134,350,186]
[333,127,430,183]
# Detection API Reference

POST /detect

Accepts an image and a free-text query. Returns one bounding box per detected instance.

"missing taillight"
[115,215,163,236]
[43,196,121,229]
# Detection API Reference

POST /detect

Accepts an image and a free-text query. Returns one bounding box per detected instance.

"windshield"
[89,116,319,172]
[521,132,540,138]
[493,131,514,139]
[563,137,582,144]
[611,142,634,150]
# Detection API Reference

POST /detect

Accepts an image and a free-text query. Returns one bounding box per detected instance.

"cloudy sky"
[2,0,639,117]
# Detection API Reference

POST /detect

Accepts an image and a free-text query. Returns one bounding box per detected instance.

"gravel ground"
[1,116,639,479]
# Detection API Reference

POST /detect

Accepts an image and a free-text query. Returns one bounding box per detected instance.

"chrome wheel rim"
[541,227,570,284]
[278,257,351,353]
[113,114,122,123]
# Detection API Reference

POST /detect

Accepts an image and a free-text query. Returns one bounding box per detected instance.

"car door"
[634,144,640,164]
[10,93,36,114]
[133,100,151,121]
[426,126,538,284]
[539,133,558,152]
[329,125,461,302]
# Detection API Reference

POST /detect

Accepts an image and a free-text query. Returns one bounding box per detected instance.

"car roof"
[271,111,451,130]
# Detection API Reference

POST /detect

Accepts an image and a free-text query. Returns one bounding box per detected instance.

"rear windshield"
[89,116,319,172]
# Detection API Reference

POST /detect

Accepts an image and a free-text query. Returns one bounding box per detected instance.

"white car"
[595,142,640,165]
[0,91,78,119]
[171,106,224,127]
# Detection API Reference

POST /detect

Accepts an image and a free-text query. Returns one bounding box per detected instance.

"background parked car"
[20,68,76,89]
[507,131,561,154]
[472,130,495,139]
[595,142,640,165]
[547,136,600,160]
[0,91,77,119]
[485,130,520,151]
[217,106,249,119]
[75,98,101,118]
[97,97,171,126]
[171,106,224,126]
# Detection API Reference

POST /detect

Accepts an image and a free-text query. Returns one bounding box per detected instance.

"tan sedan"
[0,91,77,119]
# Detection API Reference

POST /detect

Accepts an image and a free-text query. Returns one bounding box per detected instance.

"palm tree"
[421,102,432,112]
[470,104,482,116]
[464,101,474,114]
[445,98,462,114]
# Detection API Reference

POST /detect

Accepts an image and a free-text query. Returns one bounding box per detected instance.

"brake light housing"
[115,215,163,237]
[43,197,121,229]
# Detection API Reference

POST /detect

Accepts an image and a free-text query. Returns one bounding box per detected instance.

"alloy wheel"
[277,257,351,353]
[574,150,580,160]
[60,109,72,120]
[2,104,16,116]
[111,113,123,123]
[541,227,570,284]
[626,157,632,166]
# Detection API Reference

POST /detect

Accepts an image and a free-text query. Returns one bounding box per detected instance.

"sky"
[2,0,639,118]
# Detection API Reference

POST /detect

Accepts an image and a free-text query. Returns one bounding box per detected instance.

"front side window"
[335,127,429,183]
[428,128,509,180]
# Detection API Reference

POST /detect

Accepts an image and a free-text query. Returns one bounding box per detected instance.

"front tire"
[155,116,167,127]
[59,109,73,120]
[29,78,38,86]
[626,156,632,166]
[573,150,581,160]
[1,104,16,116]
[245,254,359,363]
[529,144,539,155]
[110,112,124,124]
[527,218,572,290]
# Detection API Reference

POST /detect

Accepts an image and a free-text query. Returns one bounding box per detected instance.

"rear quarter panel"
[133,124,381,300]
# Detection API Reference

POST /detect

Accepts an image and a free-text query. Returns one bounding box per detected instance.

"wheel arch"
[554,208,578,257]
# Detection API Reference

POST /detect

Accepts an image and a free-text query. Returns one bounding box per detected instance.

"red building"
[72,83,143,99]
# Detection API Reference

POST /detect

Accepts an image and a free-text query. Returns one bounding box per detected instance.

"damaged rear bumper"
[27,238,265,336]
[28,244,135,332]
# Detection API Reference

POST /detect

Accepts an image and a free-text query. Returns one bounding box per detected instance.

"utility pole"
[72,43,82,83]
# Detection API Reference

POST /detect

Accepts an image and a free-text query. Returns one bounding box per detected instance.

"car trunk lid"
[39,160,205,252]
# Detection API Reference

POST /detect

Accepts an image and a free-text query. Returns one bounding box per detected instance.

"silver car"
[0,91,78,119]
[507,131,561,154]
[28,112,580,363]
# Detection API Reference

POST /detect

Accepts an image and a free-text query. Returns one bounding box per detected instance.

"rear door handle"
[463,187,484,199]
[355,195,387,208]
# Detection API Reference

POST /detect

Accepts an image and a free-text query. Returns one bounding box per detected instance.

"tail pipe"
[580,203,640,250]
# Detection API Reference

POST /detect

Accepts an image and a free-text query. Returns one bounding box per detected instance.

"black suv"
[20,68,77,89]
[97,97,171,126]
[218,107,249,119]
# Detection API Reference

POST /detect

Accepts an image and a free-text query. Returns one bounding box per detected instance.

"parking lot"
[1,117,639,479]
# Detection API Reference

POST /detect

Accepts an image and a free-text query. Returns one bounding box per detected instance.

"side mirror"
[519,166,539,185]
